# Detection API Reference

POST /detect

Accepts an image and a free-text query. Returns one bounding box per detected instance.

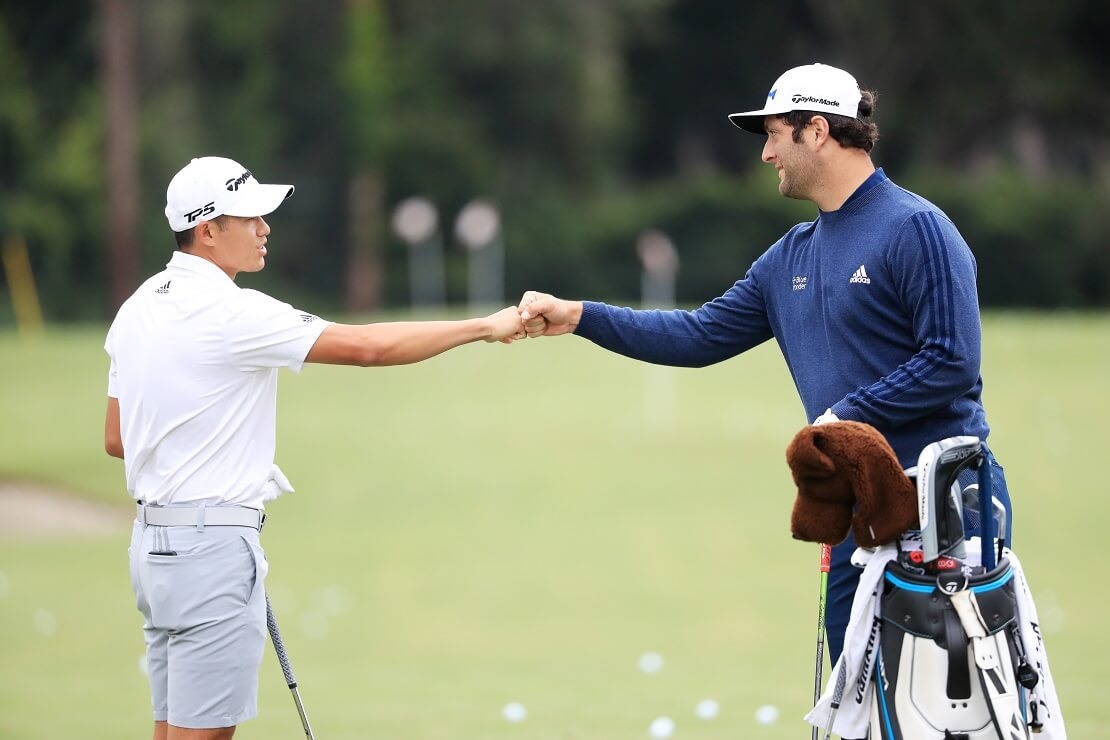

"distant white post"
[636,229,679,309]
[392,196,445,310]
[455,199,503,311]
[636,229,680,426]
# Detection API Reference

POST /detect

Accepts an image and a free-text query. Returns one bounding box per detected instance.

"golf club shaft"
[812,543,832,740]
[977,444,996,570]
[266,593,317,740]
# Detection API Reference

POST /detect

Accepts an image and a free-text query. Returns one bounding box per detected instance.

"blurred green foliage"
[0,0,1106,320]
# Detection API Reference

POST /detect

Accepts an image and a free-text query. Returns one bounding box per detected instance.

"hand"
[261,464,295,502]
[484,306,526,343]
[813,408,839,425]
[518,291,581,338]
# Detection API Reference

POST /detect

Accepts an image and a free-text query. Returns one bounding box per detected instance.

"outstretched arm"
[304,306,525,366]
[518,281,773,368]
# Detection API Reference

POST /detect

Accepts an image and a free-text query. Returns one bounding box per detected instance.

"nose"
[761,137,774,163]
[258,217,271,236]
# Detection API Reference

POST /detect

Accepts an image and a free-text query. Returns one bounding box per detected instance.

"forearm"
[307,320,494,366]
[832,347,981,427]
[576,296,770,367]
[576,303,713,366]
[835,288,982,426]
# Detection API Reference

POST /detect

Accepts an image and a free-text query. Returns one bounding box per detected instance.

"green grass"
[0,312,1107,739]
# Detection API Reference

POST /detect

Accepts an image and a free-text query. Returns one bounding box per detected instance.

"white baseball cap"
[165,156,294,232]
[728,63,862,134]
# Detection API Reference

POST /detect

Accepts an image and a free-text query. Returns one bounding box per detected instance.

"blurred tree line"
[0,0,1107,322]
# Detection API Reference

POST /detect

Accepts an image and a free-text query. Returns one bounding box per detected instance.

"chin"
[779,182,806,201]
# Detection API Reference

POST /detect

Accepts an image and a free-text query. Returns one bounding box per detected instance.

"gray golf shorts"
[128,518,269,729]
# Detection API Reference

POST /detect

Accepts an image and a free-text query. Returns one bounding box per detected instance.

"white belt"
[137,503,265,530]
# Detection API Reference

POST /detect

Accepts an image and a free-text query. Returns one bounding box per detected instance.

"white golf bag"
[869,555,1033,738]
[869,437,1040,739]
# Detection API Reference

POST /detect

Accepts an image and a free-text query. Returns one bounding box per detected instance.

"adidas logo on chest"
[849,265,871,285]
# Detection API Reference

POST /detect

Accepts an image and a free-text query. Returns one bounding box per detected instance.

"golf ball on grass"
[637,651,664,674]
[755,704,779,725]
[502,702,527,723]
[33,608,56,636]
[648,716,675,738]
[695,698,719,719]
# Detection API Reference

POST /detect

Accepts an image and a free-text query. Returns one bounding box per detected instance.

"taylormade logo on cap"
[165,156,295,232]
[791,94,840,107]
[728,63,862,134]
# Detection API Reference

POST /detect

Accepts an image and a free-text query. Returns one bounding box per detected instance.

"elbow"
[957,368,981,397]
[928,342,979,395]
[351,332,414,367]
[351,342,390,367]
[105,438,124,459]
[312,328,390,366]
[958,365,980,392]
[345,326,400,366]
[683,348,731,369]
[950,352,981,393]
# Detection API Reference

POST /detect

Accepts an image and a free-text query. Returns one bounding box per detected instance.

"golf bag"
[869,437,1039,740]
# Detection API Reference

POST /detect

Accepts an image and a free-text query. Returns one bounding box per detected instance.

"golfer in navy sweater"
[518,63,1012,667]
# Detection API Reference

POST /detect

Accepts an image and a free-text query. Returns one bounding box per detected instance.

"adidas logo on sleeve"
[849,265,871,284]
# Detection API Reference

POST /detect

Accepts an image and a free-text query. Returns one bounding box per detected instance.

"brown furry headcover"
[786,421,918,547]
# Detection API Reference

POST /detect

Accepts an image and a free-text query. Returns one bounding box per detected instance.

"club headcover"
[786,421,918,547]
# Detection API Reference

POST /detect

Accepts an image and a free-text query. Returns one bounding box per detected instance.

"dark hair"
[781,89,880,152]
[173,214,232,249]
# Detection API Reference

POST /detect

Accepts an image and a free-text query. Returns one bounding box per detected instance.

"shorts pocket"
[238,535,268,607]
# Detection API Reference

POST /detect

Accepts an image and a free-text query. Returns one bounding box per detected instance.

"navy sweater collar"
[819,167,888,220]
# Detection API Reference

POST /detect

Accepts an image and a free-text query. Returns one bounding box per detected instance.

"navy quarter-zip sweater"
[576,169,989,468]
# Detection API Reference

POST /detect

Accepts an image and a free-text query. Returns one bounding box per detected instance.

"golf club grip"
[821,641,852,740]
[266,594,299,688]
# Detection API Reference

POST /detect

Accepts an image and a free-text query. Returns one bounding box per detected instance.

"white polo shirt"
[105,251,331,508]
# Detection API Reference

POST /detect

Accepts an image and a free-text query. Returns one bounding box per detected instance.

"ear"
[195,220,219,246]
[809,115,831,147]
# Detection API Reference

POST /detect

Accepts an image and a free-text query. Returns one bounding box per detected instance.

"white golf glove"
[261,463,295,502]
[812,408,839,425]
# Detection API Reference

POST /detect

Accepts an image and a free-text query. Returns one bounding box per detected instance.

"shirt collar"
[166,250,237,287]
[838,167,887,212]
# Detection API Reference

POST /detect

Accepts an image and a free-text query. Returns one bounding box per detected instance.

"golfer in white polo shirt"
[103,156,524,739]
